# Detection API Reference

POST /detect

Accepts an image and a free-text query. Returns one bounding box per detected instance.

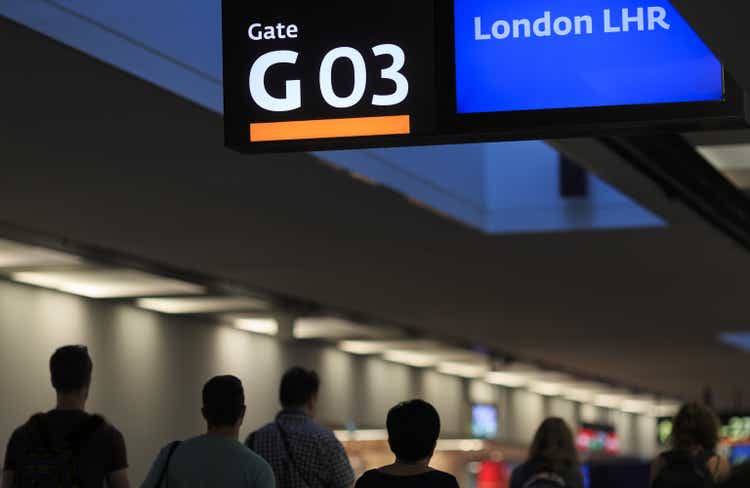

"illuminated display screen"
[471,404,499,439]
[222,0,745,153]
[730,444,750,466]
[453,0,724,114]
[576,423,620,455]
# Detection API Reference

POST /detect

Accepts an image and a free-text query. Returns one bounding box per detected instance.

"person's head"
[279,367,319,415]
[529,417,579,470]
[386,399,441,464]
[670,402,720,452]
[50,345,93,401]
[202,375,246,430]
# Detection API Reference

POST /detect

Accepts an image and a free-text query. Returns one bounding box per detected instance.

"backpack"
[651,451,716,488]
[17,413,104,488]
[522,471,567,488]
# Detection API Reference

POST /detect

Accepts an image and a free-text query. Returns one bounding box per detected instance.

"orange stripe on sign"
[250,115,410,142]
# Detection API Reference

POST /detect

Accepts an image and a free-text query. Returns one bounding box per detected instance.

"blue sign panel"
[454,0,724,114]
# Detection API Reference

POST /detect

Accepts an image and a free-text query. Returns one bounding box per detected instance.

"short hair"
[50,345,93,393]
[202,375,245,427]
[670,402,720,451]
[387,400,441,463]
[279,367,319,408]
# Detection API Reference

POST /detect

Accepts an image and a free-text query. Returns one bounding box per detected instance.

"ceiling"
[1,15,750,409]
[670,1,750,190]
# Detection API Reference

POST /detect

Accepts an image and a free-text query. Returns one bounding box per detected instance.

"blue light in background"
[471,404,499,439]
[454,0,723,113]
[720,332,750,353]
[316,141,665,234]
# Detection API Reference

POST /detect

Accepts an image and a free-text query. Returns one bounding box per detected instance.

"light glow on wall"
[436,439,485,452]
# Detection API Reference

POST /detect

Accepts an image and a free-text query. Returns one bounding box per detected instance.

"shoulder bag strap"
[275,421,319,488]
[155,441,181,488]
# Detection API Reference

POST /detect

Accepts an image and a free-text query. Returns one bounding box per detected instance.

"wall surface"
[0,280,656,482]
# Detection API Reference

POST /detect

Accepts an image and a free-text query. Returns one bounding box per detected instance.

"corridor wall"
[0,280,657,481]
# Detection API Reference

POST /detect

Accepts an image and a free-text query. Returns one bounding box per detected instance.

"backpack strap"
[25,413,53,450]
[523,472,567,488]
[154,441,181,488]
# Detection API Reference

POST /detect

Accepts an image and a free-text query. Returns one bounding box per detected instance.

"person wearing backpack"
[141,375,274,488]
[650,402,731,488]
[1,345,130,488]
[510,418,584,488]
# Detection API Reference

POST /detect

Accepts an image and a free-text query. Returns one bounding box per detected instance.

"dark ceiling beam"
[672,0,750,93]
[600,134,750,252]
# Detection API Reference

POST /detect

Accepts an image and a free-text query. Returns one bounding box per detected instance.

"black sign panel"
[223,0,436,152]
[222,0,748,153]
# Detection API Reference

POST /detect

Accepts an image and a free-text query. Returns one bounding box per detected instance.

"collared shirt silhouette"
[247,367,354,488]
[250,410,353,488]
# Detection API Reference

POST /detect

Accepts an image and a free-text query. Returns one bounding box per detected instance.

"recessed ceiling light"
[529,381,564,397]
[137,296,269,314]
[338,339,440,355]
[382,350,441,368]
[561,382,608,403]
[719,332,750,353]
[11,269,204,298]
[654,401,682,418]
[0,239,82,268]
[484,371,527,388]
[334,429,388,442]
[435,439,485,452]
[437,360,489,378]
[232,317,279,336]
[294,317,402,340]
[696,144,750,171]
[383,345,484,369]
